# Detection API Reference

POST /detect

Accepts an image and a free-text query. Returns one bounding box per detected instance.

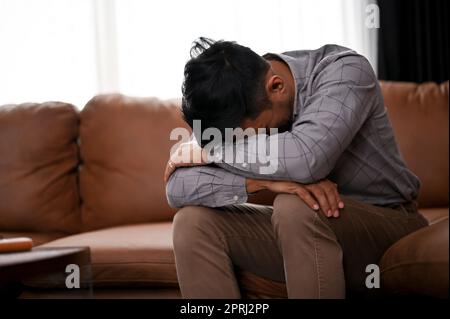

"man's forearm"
[246,178,270,194]
[165,165,248,208]
[167,167,343,218]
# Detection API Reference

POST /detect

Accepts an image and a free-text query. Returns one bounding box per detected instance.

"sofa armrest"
[380,218,449,298]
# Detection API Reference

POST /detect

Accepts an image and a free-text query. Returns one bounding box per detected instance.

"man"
[165,38,428,298]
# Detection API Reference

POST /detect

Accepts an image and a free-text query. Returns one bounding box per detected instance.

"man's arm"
[166,165,343,217]
[166,165,247,208]
[216,54,380,183]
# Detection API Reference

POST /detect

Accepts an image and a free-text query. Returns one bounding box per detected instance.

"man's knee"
[272,194,318,229]
[172,206,220,254]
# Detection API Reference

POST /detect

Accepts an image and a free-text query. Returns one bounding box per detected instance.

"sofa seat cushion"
[41,222,178,287]
[380,218,449,298]
[0,231,66,246]
[237,270,287,298]
[419,207,449,225]
[20,287,182,299]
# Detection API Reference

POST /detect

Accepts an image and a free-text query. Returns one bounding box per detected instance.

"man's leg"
[272,194,346,298]
[323,196,428,296]
[272,194,429,298]
[172,203,284,298]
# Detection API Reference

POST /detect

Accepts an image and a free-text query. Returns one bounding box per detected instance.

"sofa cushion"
[0,102,81,233]
[381,81,449,208]
[419,207,449,225]
[380,218,449,298]
[79,95,189,231]
[20,287,182,299]
[41,222,178,287]
[237,270,287,298]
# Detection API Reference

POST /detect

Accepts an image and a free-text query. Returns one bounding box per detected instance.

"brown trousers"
[172,194,428,298]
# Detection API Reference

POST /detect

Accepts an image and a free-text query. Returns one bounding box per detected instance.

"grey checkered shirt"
[166,45,420,208]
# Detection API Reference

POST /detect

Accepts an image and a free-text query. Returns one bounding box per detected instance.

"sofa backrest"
[0,81,448,234]
[78,94,189,231]
[0,102,81,233]
[381,81,449,208]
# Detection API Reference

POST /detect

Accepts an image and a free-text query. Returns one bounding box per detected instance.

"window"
[0,0,377,107]
[0,0,97,107]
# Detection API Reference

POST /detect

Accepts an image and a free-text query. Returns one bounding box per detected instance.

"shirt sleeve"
[215,53,380,184]
[165,165,248,208]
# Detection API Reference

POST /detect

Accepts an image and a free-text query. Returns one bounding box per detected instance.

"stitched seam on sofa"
[428,216,449,224]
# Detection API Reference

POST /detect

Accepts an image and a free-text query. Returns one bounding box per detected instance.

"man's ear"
[266,75,284,94]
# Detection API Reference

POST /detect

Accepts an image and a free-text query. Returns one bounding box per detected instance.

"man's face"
[241,59,295,134]
[241,104,293,134]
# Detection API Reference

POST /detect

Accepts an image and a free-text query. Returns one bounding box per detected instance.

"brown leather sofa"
[0,81,448,298]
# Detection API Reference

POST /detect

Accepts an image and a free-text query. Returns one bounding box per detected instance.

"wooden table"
[0,246,91,298]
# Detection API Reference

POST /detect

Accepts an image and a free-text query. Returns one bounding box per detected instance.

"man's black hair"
[181,37,270,146]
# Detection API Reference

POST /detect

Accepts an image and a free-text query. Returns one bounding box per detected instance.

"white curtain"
[0,0,377,108]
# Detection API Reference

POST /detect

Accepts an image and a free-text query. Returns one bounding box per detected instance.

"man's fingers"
[336,185,345,210]
[164,161,176,183]
[330,181,344,210]
[327,182,344,217]
[295,188,320,211]
[171,141,206,166]
[319,183,339,218]
[306,185,331,217]
[164,164,170,183]
[334,187,344,215]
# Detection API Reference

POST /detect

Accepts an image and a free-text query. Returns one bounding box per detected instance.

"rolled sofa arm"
[380,218,449,298]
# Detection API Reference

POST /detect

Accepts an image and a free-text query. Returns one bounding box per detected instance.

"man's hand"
[164,141,208,183]
[246,178,344,218]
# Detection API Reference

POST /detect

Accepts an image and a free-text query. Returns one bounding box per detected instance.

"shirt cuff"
[214,171,248,206]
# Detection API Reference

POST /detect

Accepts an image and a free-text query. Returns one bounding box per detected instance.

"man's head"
[182,38,294,146]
